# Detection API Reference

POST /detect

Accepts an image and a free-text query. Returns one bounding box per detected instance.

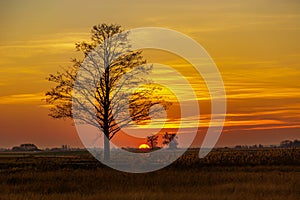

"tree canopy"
[45,23,169,160]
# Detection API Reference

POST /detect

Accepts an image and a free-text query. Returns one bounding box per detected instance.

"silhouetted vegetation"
[147,135,159,150]
[0,148,299,200]
[162,132,178,149]
[11,144,40,152]
[280,139,300,148]
[1,148,300,171]
[45,23,169,160]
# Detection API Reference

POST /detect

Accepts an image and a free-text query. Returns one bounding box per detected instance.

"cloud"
[0,93,44,104]
[239,124,300,131]
[0,32,89,61]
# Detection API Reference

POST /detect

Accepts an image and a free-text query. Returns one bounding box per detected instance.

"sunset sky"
[0,0,300,148]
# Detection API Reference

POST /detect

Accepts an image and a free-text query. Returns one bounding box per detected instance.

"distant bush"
[280,140,300,148]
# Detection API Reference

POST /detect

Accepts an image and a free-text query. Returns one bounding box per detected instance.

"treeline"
[233,139,300,149]
[280,139,300,148]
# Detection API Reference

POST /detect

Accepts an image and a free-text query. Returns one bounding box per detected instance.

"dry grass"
[0,149,299,200]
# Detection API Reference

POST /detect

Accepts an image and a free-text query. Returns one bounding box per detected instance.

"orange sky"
[0,0,300,148]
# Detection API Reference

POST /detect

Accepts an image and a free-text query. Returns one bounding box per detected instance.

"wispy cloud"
[0,93,44,104]
[0,32,89,61]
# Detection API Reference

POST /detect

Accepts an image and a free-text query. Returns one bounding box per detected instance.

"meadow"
[0,148,299,200]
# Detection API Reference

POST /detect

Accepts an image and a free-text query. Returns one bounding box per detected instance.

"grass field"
[0,148,299,200]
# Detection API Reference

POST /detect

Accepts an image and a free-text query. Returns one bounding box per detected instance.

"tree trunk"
[104,132,110,161]
[103,47,111,161]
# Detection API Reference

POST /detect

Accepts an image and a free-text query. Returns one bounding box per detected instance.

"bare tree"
[147,135,159,150]
[45,23,169,160]
[162,132,178,149]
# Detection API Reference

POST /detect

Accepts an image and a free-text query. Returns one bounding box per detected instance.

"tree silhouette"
[45,23,169,160]
[147,135,159,150]
[280,140,300,148]
[162,132,178,149]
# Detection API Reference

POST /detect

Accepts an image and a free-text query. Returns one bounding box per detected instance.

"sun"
[138,144,150,149]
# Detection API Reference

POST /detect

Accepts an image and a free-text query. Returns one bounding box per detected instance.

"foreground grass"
[1,167,299,200]
[0,149,299,200]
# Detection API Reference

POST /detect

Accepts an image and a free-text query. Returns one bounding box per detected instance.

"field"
[0,148,299,200]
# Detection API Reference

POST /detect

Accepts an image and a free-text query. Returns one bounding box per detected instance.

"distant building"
[12,143,39,151]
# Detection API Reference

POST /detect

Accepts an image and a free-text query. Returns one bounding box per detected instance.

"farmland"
[0,148,299,200]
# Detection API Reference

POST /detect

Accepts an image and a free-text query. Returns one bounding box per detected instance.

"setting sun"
[138,144,150,149]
